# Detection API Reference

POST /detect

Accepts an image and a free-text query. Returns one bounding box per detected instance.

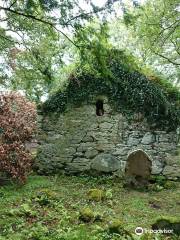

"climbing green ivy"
[42,49,180,130]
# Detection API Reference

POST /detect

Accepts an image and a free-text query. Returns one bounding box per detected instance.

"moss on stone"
[152,217,180,235]
[79,207,95,222]
[108,219,124,234]
[34,189,57,206]
[87,189,105,201]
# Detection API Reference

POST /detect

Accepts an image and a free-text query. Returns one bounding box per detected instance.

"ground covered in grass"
[0,175,180,240]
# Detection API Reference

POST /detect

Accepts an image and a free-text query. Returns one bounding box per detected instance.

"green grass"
[0,174,180,240]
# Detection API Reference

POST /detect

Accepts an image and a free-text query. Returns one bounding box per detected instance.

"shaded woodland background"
[0,0,179,102]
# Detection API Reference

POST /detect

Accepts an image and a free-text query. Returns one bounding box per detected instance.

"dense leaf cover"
[43,49,180,130]
[0,92,37,183]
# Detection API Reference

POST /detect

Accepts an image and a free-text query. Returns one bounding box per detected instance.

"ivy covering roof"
[42,49,180,130]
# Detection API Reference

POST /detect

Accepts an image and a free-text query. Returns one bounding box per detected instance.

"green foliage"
[109,1,180,86]
[33,189,58,206]
[75,22,112,78]
[0,0,116,100]
[43,49,180,130]
[7,203,37,217]
[148,176,177,192]
[0,92,37,183]
[150,176,167,186]
[25,0,59,13]
[8,23,68,102]
[0,0,179,106]
[132,0,180,67]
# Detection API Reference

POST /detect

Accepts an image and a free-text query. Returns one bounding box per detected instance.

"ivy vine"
[42,49,180,130]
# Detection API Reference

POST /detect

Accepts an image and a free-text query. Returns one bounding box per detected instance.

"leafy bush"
[0,92,37,183]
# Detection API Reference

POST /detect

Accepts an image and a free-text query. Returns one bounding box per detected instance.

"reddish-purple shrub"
[0,92,37,183]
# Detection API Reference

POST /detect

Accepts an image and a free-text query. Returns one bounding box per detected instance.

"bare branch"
[0,5,79,48]
[153,51,180,66]
[64,7,105,25]
[9,0,17,8]
[0,33,19,45]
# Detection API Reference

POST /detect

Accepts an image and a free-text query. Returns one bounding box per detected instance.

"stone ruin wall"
[35,102,180,180]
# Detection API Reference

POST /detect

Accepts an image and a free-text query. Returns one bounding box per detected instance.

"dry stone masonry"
[36,100,180,180]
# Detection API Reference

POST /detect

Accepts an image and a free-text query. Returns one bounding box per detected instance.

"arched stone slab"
[125,149,152,179]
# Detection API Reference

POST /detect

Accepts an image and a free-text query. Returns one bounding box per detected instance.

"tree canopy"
[0,0,179,103]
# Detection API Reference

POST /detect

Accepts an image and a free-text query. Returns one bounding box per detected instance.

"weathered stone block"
[85,148,98,159]
[165,154,180,166]
[63,147,76,155]
[155,143,177,152]
[77,143,96,152]
[73,157,90,163]
[99,122,113,130]
[127,136,141,146]
[151,161,164,174]
[96,143,115,152]
[141,132,155,144]
[163,165,180,179]
[91,154,120,172]
[112,147,130,156]
[66,158,91,172]
[82,135,94,143]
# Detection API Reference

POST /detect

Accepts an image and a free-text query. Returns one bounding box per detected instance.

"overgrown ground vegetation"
[0,174,180,240]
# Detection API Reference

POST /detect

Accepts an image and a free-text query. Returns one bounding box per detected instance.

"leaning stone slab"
[125,149,152,178]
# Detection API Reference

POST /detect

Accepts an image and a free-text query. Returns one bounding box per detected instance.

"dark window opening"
[96,100,104,116]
